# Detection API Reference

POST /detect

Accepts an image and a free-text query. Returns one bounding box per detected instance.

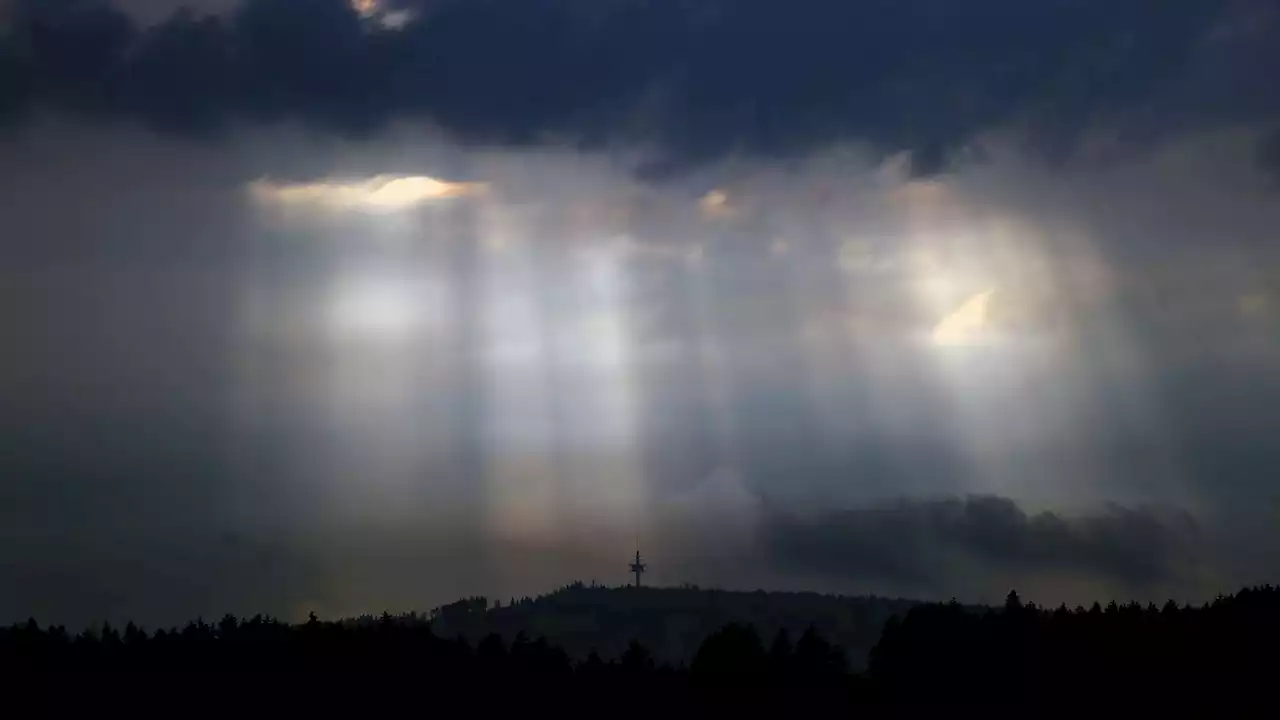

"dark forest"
[4,584,1278,713]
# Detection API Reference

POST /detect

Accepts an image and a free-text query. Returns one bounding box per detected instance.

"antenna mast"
[629,549,647,588]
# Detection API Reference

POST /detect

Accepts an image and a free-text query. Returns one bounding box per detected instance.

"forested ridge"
[4,584,1279,711]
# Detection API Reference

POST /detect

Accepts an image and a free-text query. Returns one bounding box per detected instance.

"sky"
[3,0,1280,627]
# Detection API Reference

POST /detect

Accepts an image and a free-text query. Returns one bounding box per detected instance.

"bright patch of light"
[699,188,732,219]
[380,9,415,28]
[933,289,996,347]
[249,175,487,213]
[482,294,544,367]
[352,0,417,29]
[326,276,438,340]
[544,245,630,370]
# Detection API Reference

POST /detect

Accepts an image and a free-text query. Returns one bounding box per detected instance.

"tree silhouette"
[794,626,846,679]
[3,583,1280,712]
[767,628,793,680]
[620,639,655,674]
[691,623,766,677]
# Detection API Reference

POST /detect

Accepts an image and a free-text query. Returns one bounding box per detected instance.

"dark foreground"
[4,585,1279,714]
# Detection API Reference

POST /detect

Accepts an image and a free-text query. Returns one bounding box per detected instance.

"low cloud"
[764,495,1204,603]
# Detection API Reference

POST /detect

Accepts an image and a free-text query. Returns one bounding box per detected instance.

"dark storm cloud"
[764,495,1201,595]
[0,0,1272,171]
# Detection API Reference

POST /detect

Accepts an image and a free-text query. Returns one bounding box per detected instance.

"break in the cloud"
[0,0,1277,173]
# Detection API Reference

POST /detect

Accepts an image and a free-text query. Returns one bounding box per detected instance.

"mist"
[3,1,1280,627]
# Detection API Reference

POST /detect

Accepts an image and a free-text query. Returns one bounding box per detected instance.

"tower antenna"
[629,548,647,588]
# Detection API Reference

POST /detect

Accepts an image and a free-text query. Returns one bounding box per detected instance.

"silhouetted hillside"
[5,585,1280,711]
[424,582,920,668]
[869,585,1280,708]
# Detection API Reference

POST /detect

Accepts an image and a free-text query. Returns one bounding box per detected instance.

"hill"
[8,585,1280,712]
[421,583,922,669]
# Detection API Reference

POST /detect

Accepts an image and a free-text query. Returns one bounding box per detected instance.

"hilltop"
[415,583,921,669]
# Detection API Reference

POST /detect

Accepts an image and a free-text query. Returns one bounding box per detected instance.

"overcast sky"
[3,0,1280,628]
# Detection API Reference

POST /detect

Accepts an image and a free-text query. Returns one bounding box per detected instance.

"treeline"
[870,585,1280,707]
[0,612,851,712]
[4,585,1280,710]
